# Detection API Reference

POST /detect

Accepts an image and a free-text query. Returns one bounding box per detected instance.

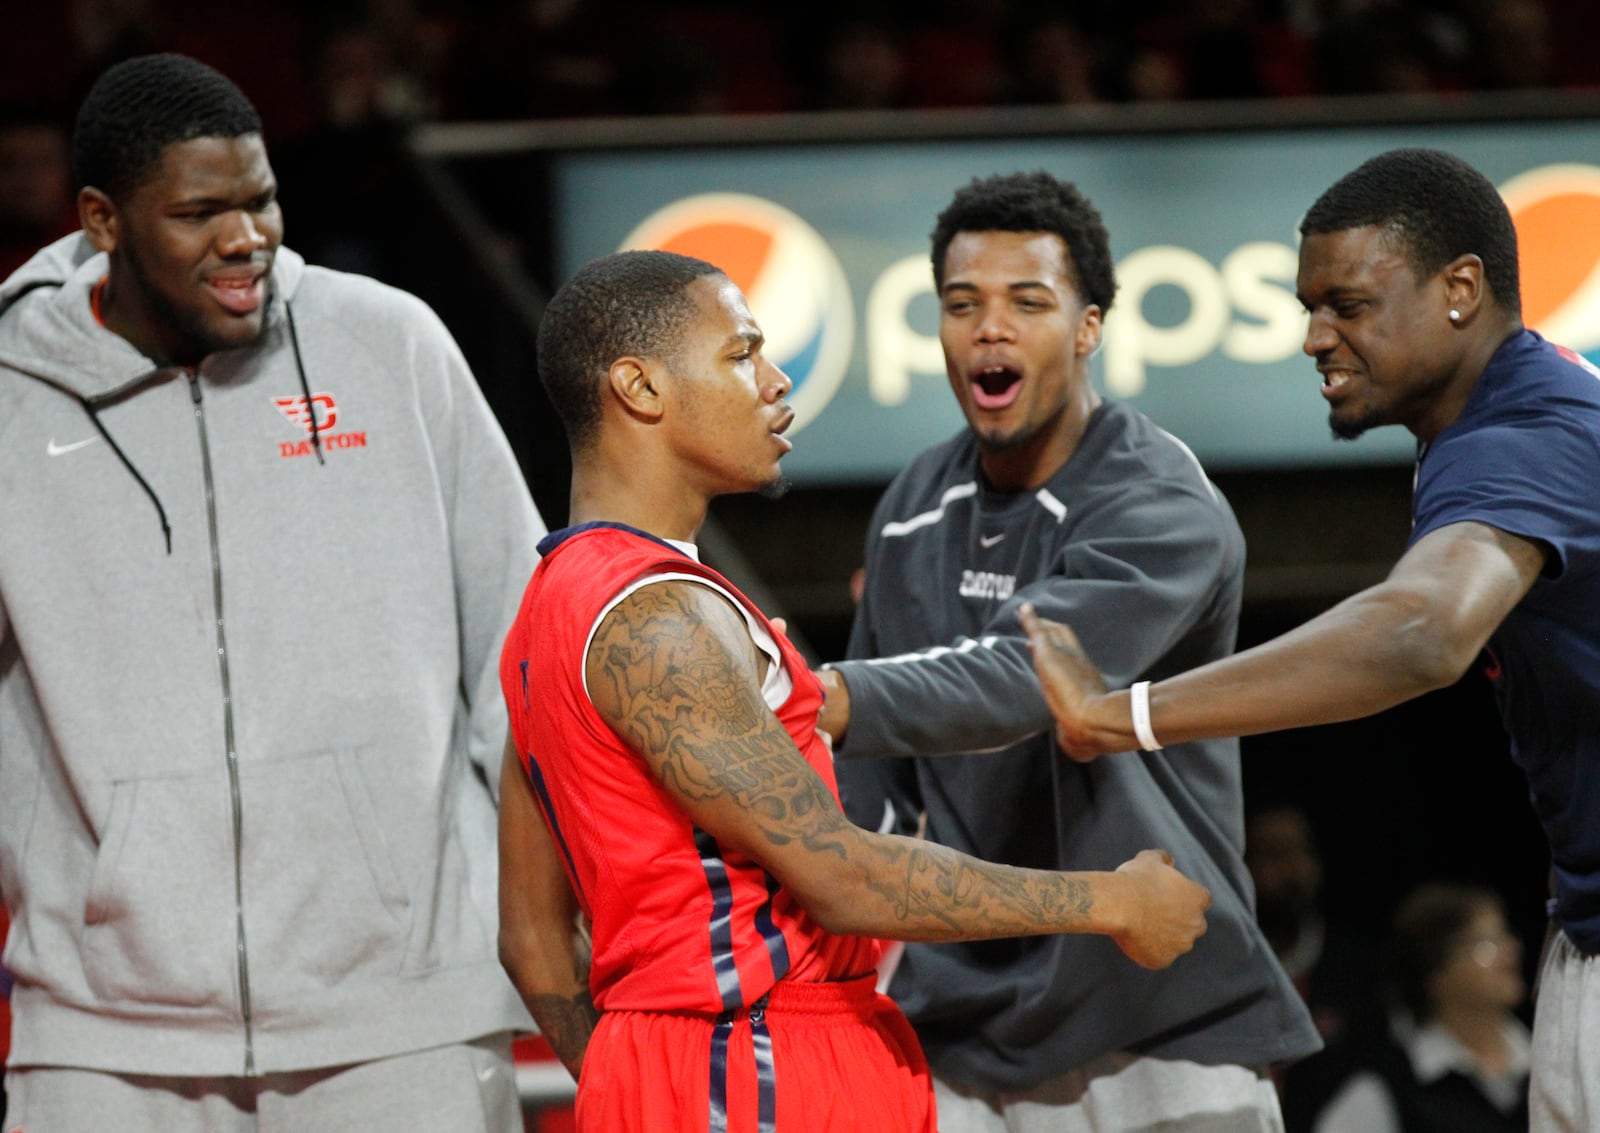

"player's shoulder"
[1068,401,1229,511]
[1086,401,1205,478]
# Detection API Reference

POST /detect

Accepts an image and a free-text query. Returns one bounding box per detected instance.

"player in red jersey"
[497,249,1213,1132]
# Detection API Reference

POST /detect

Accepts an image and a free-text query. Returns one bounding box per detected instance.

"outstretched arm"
[1022,520,1547,758]
[586,581,1211,969]
[822,475,1237,759]
[498,735,597,1080]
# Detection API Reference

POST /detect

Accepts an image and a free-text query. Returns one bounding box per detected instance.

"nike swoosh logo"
[47,436,102,456]
[979,533,1005,548]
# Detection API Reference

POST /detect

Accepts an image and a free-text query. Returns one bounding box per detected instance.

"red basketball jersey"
[500,523,880,1014]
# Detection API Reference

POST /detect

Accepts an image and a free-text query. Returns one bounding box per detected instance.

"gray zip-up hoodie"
[0,235,542,1075]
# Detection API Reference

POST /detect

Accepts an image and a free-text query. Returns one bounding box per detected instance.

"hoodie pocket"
[82,775,241,1009]
[235,745,413,1001]
[80,747,416,1012]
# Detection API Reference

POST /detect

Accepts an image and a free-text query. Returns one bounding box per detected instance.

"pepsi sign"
[1501,163,1600,364]
[552,123,1600,481]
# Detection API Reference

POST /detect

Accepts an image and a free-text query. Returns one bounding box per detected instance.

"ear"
[607,356,665,424]
[1076,305,1103,357]
[79,187,119,254]
[1442,254,1487,323]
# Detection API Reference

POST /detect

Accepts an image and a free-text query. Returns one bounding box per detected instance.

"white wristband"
[1130,681,1161,751]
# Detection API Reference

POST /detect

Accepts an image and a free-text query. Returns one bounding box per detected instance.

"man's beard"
[1329,411,1375,441]
[123,240,268,363]
[1329,370,1450,442]
[1328,387,1396,440]
[758,473,792,501]
[974,400,1063,455]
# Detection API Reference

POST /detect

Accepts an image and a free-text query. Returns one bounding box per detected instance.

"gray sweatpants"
[1531,928,1600,1132]
[933,1053,1285,1133]
[3,1034,521,1133]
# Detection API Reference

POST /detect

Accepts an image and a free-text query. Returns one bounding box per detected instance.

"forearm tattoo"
[528,989,598,1078]
[589,584,1101,941]
[865,841,1097,936]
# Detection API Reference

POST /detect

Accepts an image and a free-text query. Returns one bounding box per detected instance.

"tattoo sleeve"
[586,581,1117,943]
[527,985,599,1079]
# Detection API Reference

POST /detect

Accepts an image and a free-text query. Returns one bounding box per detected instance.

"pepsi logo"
[619,193,855,434]
[1501,163,1600,362]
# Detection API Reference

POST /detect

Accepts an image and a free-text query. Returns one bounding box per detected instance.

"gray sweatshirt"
[0,235,543,1075]
[833,402,1321,1090]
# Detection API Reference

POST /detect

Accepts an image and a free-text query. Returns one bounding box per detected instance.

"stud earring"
[1449,309,1461,322]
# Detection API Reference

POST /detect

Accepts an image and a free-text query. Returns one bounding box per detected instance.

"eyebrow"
[1297,284,1360,305]
[940,280,1052,294]
[168,184,277,209]
[722,329,763,349]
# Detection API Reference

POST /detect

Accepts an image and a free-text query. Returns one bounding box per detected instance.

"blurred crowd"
[0,0,1594,136]
[5,0,1595,277]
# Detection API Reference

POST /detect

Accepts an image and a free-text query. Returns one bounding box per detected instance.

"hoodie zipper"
[189,371,256,1074]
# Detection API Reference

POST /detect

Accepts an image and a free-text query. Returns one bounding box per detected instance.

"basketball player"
[1020,148,1600,1133]
[496,249,1213,1132]
[819,170,1319,1132]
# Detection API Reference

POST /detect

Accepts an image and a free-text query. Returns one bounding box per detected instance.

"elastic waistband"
[753,973,879,1017]
[609,974,882,1026]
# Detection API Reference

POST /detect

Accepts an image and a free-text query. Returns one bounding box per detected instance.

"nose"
[1302,311,1334,357]
[763,358,792,400]
[976,301,1015,343]
[217,209,268,257]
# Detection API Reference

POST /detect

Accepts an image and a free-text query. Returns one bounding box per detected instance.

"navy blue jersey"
[1412,329,1600,952]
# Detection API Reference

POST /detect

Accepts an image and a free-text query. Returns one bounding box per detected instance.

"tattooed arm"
[586,580,1211,969]
[498,734,597,1080]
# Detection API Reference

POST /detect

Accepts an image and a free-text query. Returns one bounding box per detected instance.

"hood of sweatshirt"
[0,234,315,552]
[0,232,309,402]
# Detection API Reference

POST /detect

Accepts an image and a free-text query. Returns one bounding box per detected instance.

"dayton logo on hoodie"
[273,393,369,458]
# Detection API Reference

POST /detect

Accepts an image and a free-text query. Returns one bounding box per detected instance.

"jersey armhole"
[580,571,792,710]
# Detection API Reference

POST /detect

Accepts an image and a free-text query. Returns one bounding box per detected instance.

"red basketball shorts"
[575,974,937,1132]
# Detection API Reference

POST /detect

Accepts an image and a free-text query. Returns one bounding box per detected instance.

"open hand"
[1109,849,1211,969]
[1018,602,1110,759]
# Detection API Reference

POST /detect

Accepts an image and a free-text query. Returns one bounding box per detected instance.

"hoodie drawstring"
[72,300,323,556]
[284,302,323,465]
[79,398,173,555]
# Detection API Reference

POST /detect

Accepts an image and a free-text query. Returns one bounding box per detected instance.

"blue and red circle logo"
[619,193,855,434]
[1501,163,1600,364]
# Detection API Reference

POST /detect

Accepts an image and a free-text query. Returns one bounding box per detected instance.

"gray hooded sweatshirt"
[0,235,543,1075]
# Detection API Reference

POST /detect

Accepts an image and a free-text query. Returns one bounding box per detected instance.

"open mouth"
[1320,369,1354,398]
[204,273,267,316]
[970,365,1023,410]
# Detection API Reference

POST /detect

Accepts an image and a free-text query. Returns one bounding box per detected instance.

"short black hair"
[537,250,724,452]
[1300,148,1521,316]
[73,53,262,200]
[930,170,1117,313]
